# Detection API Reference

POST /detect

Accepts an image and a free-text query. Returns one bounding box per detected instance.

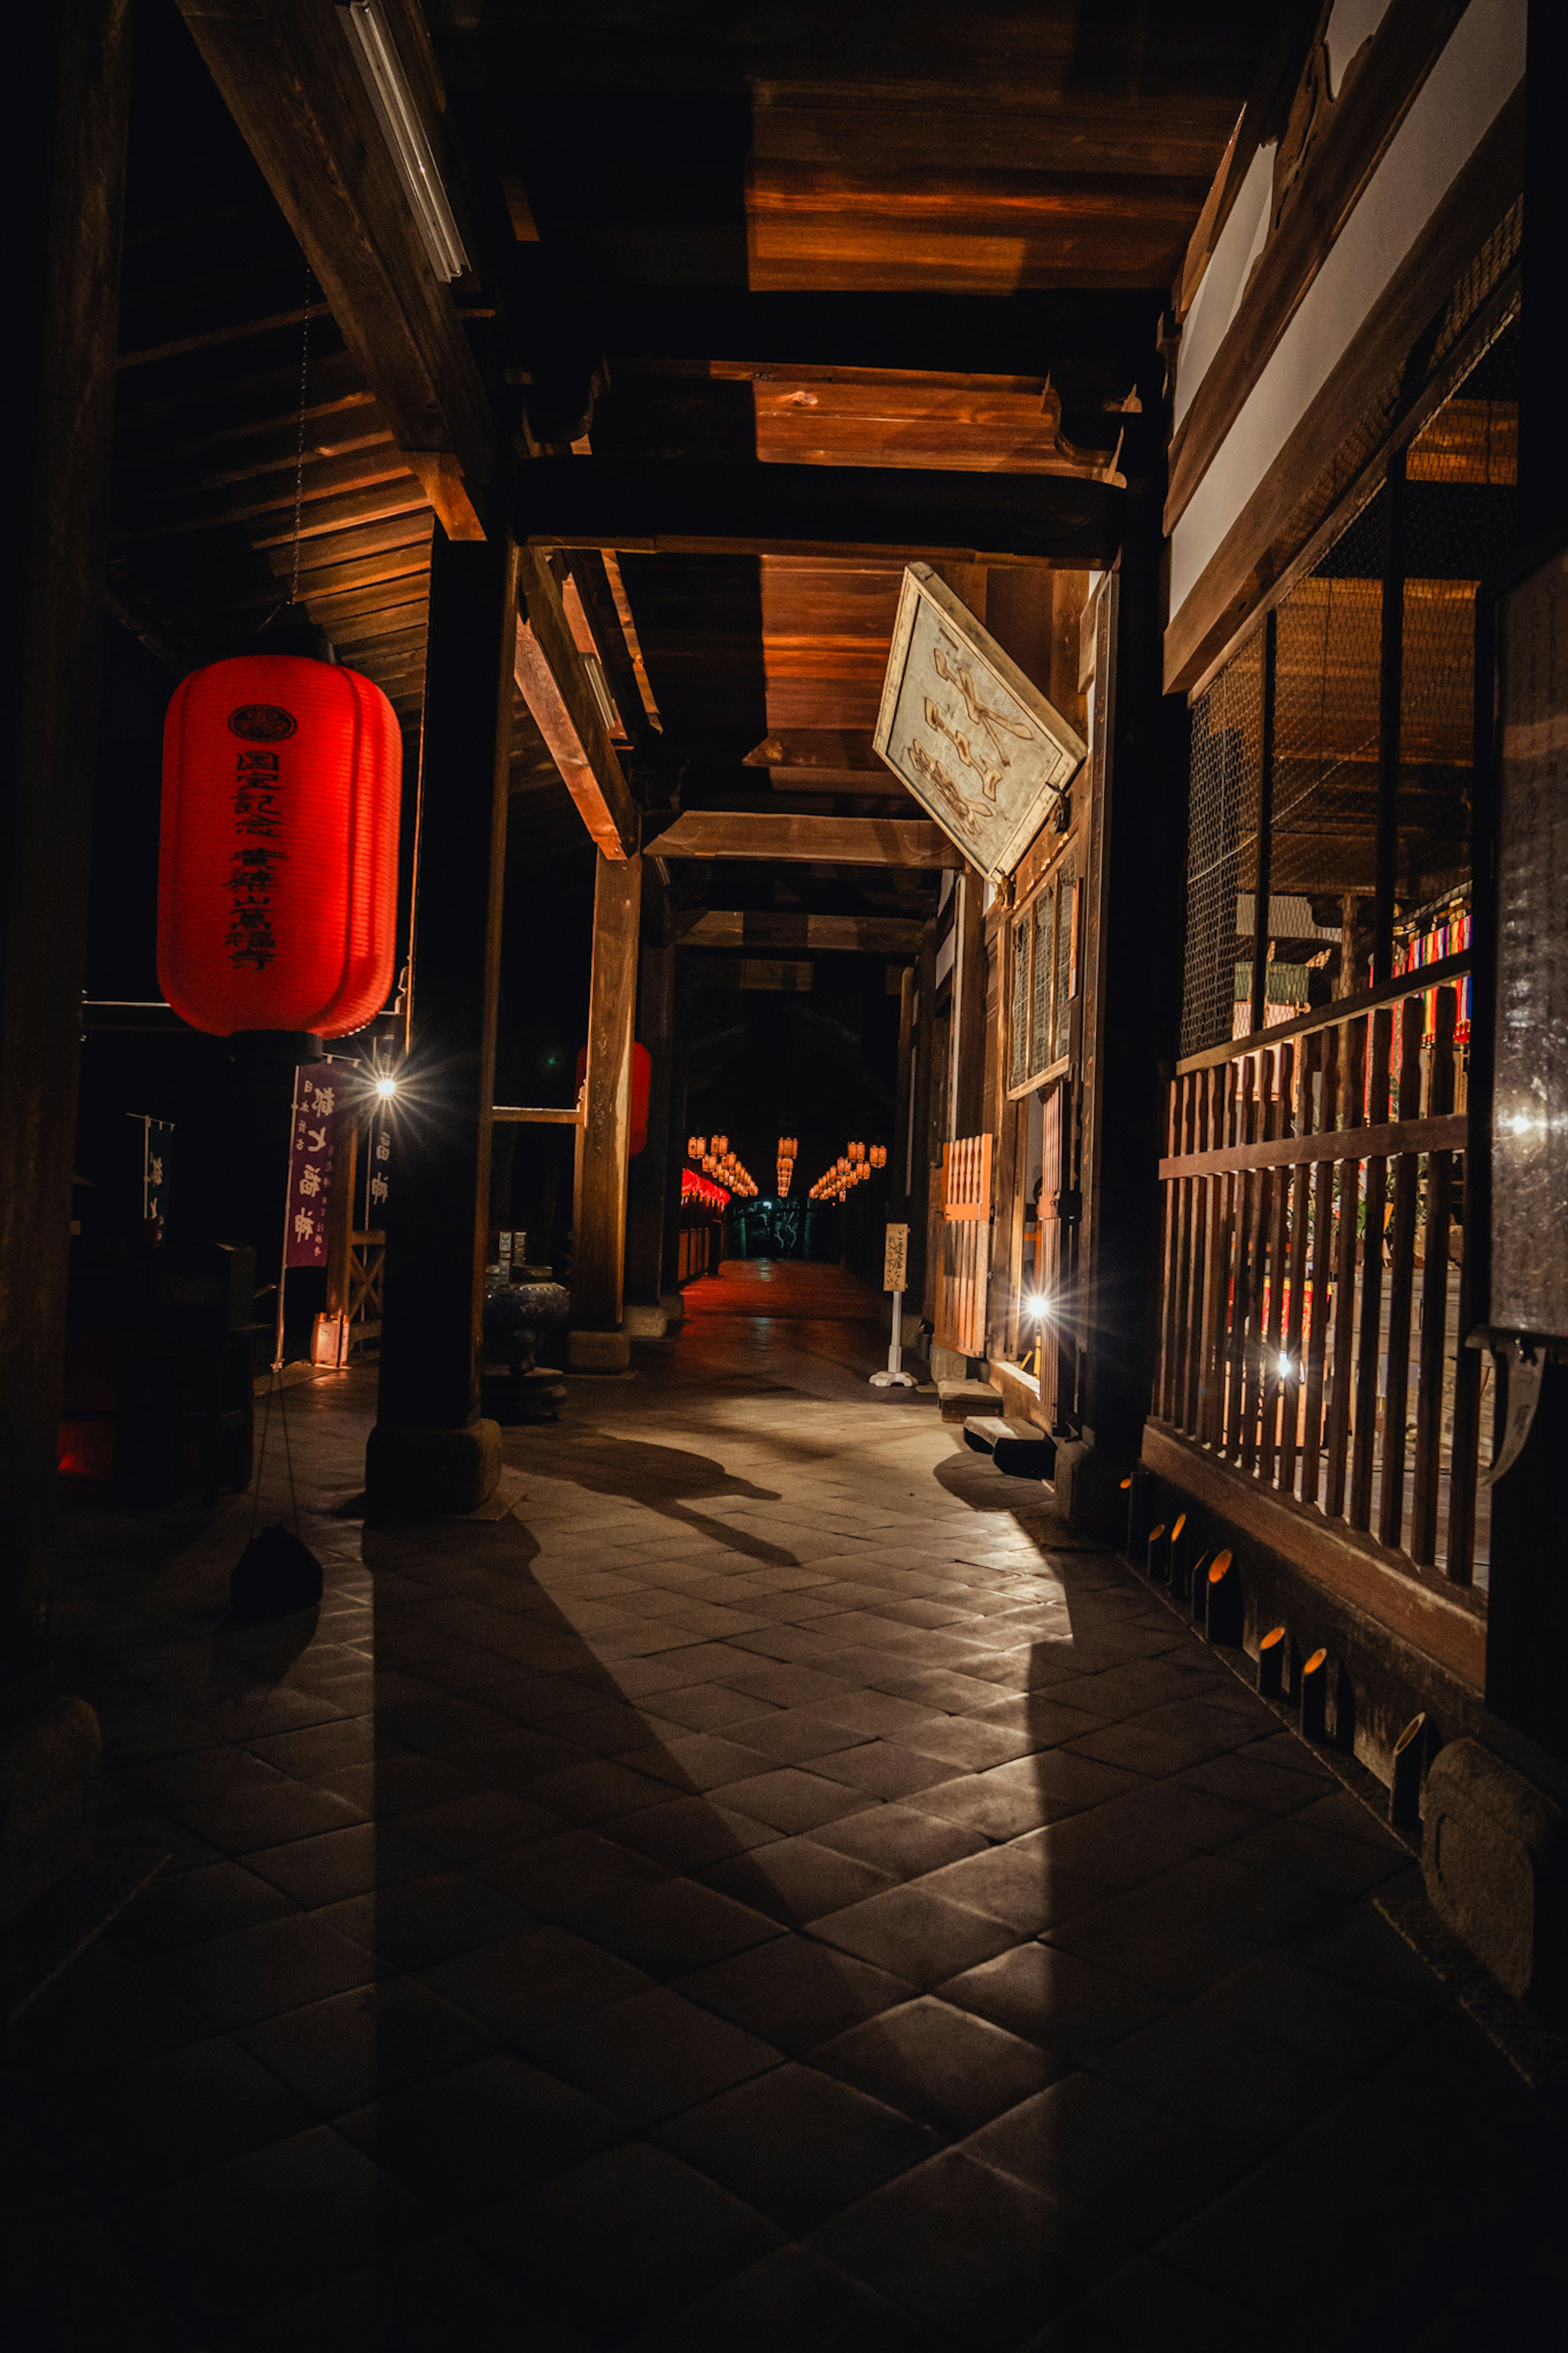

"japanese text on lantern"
[226,748,288,969]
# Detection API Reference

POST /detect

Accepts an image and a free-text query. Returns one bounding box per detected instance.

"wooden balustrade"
[1153,976,1488,1590]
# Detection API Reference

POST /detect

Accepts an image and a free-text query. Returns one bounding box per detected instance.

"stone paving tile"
[27,1269,1568,2350]
[678,1931,915,2055]
[810,2148,1079,2347]
[468,2141,785,2340]
[237,1976,494,2114]
[813,1883,1017,1987]
[940,1942,1171,2059]
[695,1834,900,1925]
[654,2063,942,2234]
[815,1995,1060,2136]
[518,1986,784,2127]
[619,2241,949,2352]
[806,1740,969,1799]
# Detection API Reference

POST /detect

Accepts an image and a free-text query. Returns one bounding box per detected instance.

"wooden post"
[570,852,642,1366]
[1075,411,1189,1480]
[0,0,130,1679]
[366,526,517,1512]
[624,877,673,1321]
[892,965,916,1223]
[913,919,937,1322]
[1481,0,1568,1760]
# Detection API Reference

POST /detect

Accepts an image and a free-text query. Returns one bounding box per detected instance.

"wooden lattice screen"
[936,1134,992,1358]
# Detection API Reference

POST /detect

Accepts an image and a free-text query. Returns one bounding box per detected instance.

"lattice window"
[1180,644,1265,1057]
[1007,912,1032,1090]
[1052,857,1076,1064]
[1009,859,1074,1093]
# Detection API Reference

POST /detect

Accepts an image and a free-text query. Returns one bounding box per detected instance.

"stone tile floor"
[6,1261,1566,2349]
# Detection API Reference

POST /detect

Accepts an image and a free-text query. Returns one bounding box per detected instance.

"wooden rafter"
[513,550,639,859]
[174,0,495,540]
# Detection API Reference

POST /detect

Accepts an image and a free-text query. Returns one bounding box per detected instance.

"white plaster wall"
[1326,0,1394,96]
[1170,0,1525,622]
[1174,141,1276,431]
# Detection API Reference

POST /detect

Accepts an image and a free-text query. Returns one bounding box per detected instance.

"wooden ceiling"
[109,0,1299,920]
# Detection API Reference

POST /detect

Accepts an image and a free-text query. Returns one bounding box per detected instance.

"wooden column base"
[568,1331,632,1372]
[365,1420,502,1515]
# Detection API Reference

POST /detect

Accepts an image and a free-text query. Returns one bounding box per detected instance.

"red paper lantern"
[574,1040,652,1157]
[158,655,401,1039]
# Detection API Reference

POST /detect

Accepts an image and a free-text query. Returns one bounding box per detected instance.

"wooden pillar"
[891,965,916,1220]
[1074,411,1189,1489]
[912,919,937,1320]
[570,852,642,1366]
[367,526,517,1512]
[0,0,131,1680]
[1479,0,1568,1763]
[624,879,673,1318]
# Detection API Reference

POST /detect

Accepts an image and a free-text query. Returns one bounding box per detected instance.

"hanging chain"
[288,261,313,610]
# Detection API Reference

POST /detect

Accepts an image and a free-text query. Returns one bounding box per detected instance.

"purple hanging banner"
[284,1067,344,1269]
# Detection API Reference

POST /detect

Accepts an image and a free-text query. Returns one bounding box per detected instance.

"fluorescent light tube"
[339,1,470,283]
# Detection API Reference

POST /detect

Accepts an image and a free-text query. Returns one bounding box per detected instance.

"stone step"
[962,1416,1031,1452]
[962,1413,1056,1480]
[937,1379,1004,1424]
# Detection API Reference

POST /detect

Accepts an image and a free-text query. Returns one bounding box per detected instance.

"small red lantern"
[158,656,401,1039]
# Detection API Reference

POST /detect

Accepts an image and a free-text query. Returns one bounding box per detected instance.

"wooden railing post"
[1350,1007,1394,1531]
[1411,988,1459,1566]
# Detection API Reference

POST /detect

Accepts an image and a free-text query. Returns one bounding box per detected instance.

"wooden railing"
[1153,975,1488,1589]
[347,1230,386,1340]
[677,1211,722,1287]
[937,1134,992,1358]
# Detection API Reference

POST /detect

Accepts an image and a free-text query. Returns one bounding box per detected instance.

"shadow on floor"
[8,1345,1568,2350]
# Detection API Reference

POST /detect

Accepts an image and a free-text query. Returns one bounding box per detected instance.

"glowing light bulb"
[375,1075,398,1098]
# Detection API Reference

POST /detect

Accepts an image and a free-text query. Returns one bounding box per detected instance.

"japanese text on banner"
[285,1069,343,1268]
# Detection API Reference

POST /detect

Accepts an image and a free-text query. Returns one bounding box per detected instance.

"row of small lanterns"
[776,1136,798,1198]
[809,1140,887,1202]
[686,1133,758,1198]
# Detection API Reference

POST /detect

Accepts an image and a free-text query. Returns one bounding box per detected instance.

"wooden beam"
[564,551,650,756]
[512,549,639,859]
[676,910,923,954]
[645,812,961,869]
[516,457,1120,565]
[175,0,495,538]
[688,958,815,994]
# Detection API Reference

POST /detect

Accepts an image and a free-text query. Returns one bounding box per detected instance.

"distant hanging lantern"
[715,1133,728,1154]
[158,655,401,1039]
